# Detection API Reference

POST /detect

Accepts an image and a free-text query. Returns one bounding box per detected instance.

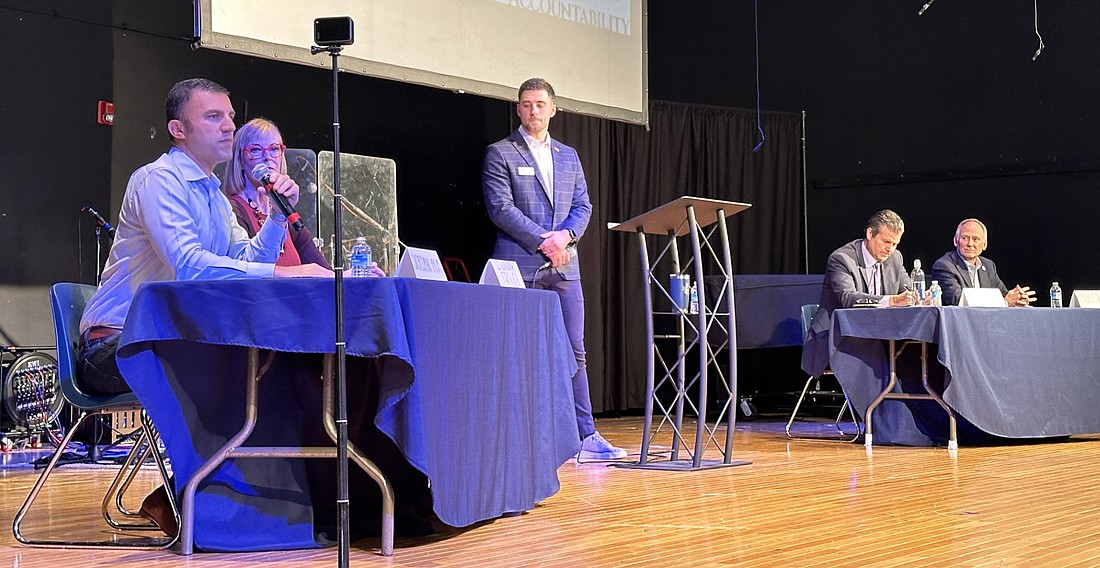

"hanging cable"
[1031,0,1045,60]
[752,0,765,152]
[917,1,1045,61]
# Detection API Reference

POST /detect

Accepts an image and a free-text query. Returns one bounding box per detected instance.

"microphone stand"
[94,225,105,285]
[91,222,106,461]
[88,213,108,459]
[82,206,114,284]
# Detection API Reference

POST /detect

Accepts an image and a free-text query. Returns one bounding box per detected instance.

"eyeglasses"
[242,143,286,159]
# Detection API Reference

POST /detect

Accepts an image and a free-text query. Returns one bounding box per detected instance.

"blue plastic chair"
[785,304,861,440]
[12,282,178,548]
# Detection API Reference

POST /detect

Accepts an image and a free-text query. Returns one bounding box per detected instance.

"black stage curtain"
[549,100,805,411]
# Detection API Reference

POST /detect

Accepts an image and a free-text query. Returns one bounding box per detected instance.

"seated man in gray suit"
[802,209,916,376]
[929,218,1034,307]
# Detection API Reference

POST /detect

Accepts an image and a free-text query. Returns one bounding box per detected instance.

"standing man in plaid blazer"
[482,78,626,460]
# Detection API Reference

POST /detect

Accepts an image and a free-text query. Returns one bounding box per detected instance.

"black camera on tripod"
[314,16,354,47]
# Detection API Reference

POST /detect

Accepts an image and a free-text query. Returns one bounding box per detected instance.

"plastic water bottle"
[911,259,926,303]
[1050,281,1063,308]
[349,236,372,277]
[689,282,699,314]
[670,274,689,311]
[928,280,942,307]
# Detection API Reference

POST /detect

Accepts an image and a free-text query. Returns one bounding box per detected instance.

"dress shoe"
[138,484,179,538]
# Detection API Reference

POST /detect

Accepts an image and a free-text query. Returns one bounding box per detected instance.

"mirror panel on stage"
[318,151,400,276]
[285,149,321,241]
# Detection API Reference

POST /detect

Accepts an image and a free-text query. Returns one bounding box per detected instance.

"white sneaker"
[579,432,627,460]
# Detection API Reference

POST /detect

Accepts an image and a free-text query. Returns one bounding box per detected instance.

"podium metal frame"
[611,197,752,471]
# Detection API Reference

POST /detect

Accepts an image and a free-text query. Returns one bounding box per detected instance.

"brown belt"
[83,325,122,344]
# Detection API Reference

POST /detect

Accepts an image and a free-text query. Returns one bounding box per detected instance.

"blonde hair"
[222,117,286,197]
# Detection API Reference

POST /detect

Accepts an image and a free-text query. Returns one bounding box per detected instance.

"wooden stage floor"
[3,416,1100,567]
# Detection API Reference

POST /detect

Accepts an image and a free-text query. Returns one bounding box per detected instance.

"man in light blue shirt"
[79,78,332,394]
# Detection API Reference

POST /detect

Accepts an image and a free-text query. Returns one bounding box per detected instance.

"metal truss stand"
[610,197,753,471]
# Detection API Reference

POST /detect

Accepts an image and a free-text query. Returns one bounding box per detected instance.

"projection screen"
[194,0,648,125]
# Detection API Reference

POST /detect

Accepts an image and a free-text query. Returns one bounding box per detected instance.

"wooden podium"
[610,197,752,470]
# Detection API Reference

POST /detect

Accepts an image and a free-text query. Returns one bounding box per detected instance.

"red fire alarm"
[97,101,114,126]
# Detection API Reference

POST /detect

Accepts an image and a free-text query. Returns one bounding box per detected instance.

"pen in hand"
[902,284,917,306]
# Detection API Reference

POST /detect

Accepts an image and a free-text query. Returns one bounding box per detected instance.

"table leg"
[863,339,957,450]
[179,350,397,556]
[917,342,958,450]
[181,347,264,556]
[862,340,899,448]
[321,355,394,556]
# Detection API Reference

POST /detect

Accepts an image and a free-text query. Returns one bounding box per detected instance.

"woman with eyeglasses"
[223,117,384,275]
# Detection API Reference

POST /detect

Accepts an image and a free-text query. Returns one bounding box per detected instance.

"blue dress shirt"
[81,147,286,333]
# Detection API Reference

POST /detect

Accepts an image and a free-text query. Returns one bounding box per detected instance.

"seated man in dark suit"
[802,209,916,376]
[929,218,1034,307]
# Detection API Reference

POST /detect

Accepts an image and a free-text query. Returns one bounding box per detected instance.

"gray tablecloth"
[830,306,1100,446]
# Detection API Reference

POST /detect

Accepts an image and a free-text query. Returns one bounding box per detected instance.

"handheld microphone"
[81,206,115,238]
[251,163,304,231]
[537,245,577,272]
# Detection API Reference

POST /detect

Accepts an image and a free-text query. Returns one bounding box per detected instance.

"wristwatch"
[567,228,578,246]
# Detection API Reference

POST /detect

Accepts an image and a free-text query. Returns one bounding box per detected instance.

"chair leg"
[12,410,178,549]
[106,412,179,538]
[13,411,90,544]
[102,429,162,530]
[832,395,863,442]
[142,412,180,541]
[785,375,816,438]
[788,374,861,441]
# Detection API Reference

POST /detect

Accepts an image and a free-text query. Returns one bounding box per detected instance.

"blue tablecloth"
[830,306,1100,446]
[116,278,579,551]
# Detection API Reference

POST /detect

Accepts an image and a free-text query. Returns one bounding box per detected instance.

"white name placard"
[478,259,527,288]
[959,288,1007,308]
[1070,290,1100,308]
[395,247,448,281]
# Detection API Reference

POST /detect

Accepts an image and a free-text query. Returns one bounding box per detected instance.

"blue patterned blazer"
[482,129,592,281]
